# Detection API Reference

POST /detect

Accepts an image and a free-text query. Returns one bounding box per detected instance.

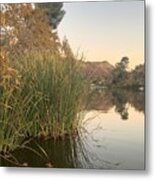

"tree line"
[105,57,144,89]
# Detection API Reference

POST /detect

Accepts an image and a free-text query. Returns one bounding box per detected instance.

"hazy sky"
[58,0,144,70]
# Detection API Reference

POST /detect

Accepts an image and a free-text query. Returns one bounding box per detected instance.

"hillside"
[81,61,114,83]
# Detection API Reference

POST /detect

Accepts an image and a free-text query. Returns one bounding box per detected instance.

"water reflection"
[77,107,144,169]
[0,89,145,169]
[86,89,144,119]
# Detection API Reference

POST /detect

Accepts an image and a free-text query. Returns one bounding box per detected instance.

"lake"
[0,89,145,169]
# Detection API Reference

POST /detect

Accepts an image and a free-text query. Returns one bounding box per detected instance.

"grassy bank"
[0,52,86,153]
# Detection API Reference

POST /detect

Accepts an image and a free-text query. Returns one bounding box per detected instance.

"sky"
[58,0,144,70]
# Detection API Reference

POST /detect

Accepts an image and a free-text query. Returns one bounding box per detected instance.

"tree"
[128,64,144,88]
[61,37,74,58]
[116,56,129,72]
[106,57,129,86]
[0,3,62,61]
[36,2,65,29]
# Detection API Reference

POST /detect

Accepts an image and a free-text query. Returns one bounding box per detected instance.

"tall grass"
[0,52,86,152]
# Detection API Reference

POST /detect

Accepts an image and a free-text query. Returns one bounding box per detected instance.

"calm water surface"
[1,90,145,169]
[77,106,144,169]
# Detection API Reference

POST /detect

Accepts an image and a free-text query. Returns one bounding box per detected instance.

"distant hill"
[81,61,114,83]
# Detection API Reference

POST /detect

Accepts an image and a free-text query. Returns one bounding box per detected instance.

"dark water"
[0,89,144,169]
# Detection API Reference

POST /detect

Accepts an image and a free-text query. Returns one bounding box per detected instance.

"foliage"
[0,3,87,154]
[104,57,144,89]
[0,3,62,61]
[106,56,129,87]
[36,2,65,29]
[0,51,86,153]
[127,64,144,88]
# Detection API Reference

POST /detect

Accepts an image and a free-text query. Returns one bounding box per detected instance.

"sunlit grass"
[0,51,87,152]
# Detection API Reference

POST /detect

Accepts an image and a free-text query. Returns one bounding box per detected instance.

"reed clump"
[0,51,86,153]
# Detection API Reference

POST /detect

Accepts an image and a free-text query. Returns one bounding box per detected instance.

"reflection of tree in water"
[86,90,113,112]
[111,89,144,118]
[128,91,144,112]
[86,89,144,120]
[110,90,129,120]
[115,105,129,120]
[109,89,144,120]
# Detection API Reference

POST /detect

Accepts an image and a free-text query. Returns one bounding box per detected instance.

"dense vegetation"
[105,57,144,89]
[0,3,86,154]
[82,57,144,90]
